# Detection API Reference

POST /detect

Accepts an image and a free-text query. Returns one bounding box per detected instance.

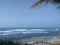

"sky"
[0,0,60,28]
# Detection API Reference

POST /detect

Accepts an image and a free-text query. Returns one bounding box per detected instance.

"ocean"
[0,28,59,41]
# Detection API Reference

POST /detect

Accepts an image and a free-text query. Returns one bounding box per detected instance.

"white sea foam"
[55,29,59,31]
[0,29,49,36]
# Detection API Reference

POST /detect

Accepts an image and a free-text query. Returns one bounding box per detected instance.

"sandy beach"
[20,36,60,45]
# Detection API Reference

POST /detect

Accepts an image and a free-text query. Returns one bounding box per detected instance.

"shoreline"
[20,36,55,42]
[19,36,60,45]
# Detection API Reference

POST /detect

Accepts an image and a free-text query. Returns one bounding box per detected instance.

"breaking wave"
[0,28,59,36]
[0,29,49,35]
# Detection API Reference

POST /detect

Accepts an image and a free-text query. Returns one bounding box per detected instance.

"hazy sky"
[0,0,60,28]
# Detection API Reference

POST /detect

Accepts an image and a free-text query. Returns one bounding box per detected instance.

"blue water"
[0,28,59,41]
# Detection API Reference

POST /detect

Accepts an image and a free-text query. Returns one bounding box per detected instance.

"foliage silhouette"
[32,0,60,8]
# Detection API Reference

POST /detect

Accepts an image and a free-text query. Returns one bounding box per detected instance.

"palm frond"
[31,0,60,8]
[51,0,60,4]
[31,0,45,8]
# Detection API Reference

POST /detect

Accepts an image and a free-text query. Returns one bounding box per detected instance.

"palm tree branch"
[31,0,45,8]
[31,0,60,8]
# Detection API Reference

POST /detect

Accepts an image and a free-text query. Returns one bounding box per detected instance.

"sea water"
[0,28,59,41]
